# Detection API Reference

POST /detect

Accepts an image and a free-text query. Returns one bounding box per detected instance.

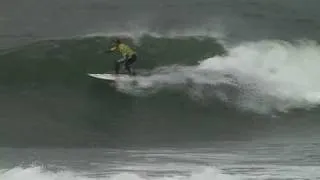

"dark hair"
[113,38,121,44]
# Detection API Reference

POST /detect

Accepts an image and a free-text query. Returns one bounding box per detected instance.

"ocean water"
[1,0,320,179]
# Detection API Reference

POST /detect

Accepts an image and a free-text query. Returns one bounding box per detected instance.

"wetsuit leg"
[125,54,137,75]
[115,58,126,74]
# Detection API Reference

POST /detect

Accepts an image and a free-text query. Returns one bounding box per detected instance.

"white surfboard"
[88,73,133,81]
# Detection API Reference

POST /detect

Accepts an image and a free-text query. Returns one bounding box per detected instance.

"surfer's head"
[112,38,121,45]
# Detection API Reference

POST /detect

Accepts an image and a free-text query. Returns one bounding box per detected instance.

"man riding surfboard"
[107,38,137,76]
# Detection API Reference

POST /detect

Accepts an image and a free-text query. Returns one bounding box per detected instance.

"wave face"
[0,35,320,147]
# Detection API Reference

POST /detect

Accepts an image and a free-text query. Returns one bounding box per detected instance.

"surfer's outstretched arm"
[117,57,126,63]
[106,47,116,53]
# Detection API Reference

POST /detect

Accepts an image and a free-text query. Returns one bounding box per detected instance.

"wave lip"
[197,39,320,112]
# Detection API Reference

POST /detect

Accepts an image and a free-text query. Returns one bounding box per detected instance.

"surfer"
[107,38,137,76]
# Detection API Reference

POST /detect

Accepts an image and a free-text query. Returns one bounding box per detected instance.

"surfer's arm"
[106,46,117,53]
[117,57,126,63]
